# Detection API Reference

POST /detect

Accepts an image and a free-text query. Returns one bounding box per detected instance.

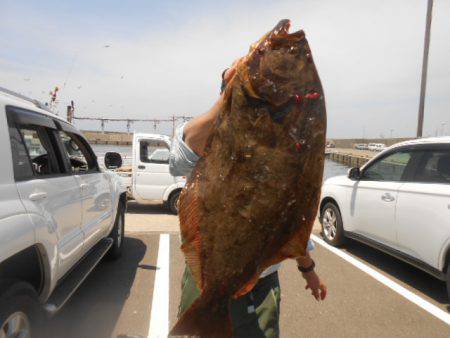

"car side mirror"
[104,152,123,169]
[348,167,361,180]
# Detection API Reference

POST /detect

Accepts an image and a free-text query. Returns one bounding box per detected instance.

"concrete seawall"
[81,130,416,148]
[326,148,375,168]
[328,137,413,148]
[81,130,133,145]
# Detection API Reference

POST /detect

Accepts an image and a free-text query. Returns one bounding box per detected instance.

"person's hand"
[302,271,327,301]
[222,58,241,88]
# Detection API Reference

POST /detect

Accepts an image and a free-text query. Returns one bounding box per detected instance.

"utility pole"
[66,100,74,123]
[417,0,434,138]
[101,119,106,133]
[171,115,176,137]
[126,119,131,134]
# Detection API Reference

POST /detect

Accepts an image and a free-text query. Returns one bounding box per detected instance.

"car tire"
[107,203,125,260]
[320,202,346,246]
[0,281,43,338]
[446,263,450,302]
[168,190,181,215]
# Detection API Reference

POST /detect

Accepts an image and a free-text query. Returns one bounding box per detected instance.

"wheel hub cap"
[0,311,31,338]
[323,208,337,240]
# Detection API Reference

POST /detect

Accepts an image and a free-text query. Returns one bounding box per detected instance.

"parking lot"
[40,201,450,338]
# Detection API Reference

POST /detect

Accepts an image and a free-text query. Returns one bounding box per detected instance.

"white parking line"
[148,234,170,338]
[311,234,450,326]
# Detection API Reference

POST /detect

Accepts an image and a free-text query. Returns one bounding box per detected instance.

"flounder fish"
[171,19,327,337]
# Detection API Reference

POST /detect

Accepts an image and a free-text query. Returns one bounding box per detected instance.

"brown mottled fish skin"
[170,19,326,337]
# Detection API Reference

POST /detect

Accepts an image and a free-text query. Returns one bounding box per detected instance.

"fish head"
[243,19,321,108]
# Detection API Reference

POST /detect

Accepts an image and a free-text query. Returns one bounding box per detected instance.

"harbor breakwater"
[326,150,372,168]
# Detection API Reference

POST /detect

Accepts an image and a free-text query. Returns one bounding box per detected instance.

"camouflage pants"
[178,267,281,338]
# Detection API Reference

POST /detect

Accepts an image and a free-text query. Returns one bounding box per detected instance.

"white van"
[368,143,377,151]
[128,133,186,214]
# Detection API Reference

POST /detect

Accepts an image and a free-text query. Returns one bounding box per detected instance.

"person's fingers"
[312,288,320,301]
[223,58,243,82]
[223,67,237,83]
[320,284,327,300]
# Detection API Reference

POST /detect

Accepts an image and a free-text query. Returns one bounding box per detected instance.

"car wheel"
[0,281,43,338]
[446,263,450,302]
[168,190,181,215]
[320,202,346,246]
[107,203,125,260]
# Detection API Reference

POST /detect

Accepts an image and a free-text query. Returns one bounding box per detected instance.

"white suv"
[320,137,450,297]
[0,88,127,337]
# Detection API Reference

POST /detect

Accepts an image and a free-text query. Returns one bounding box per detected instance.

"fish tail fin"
[170,295,232,338]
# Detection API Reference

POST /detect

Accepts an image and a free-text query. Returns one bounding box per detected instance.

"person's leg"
[178,267,281,338]
[231,272,281,338]
[178,265,201,317]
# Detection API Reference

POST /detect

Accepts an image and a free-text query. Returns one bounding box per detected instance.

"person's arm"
[297,242,327,301]
[183,96,226,157]
[183,61,239,157]
[169,62,238,177]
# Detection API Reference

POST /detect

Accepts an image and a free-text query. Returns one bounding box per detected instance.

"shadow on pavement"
[45,237,147,338]
[343,238,448,307]
[126,201,171,215]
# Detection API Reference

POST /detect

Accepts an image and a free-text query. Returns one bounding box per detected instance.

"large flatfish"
[171,19,327,337]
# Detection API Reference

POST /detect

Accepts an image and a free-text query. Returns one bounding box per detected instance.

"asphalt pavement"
[45,202,450,337]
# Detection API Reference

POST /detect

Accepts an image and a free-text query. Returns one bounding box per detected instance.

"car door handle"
[80,183,89,191]
[29,192,48,201]
[381,192,395,202]
[138,165,146,169]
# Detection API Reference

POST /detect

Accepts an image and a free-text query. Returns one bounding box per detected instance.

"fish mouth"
[272,19,304,38]
[273,19,291,35]
[250,19,305,55]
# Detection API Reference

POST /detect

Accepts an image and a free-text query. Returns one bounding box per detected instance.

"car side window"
[58,131,98,174]
[17,127,61,177]
[361,151,412,182]
[8,126,34,180]
[140,140,169,163]
[149,149,170,163]
[414,150,450,184]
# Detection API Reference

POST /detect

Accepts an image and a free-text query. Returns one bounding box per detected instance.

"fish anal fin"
[279,226,310,259]
[232,226,311,299]
[232,274,260,299]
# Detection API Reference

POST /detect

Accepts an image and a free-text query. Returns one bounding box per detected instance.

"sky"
[1,0,449,138]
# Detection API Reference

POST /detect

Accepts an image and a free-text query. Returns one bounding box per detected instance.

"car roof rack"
[0,86,54,114]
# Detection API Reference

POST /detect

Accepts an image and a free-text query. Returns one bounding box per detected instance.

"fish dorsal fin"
[179,174,204,290]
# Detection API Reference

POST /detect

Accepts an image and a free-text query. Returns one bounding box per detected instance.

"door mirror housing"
[348,167,361,180]
[104,152,123,169]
